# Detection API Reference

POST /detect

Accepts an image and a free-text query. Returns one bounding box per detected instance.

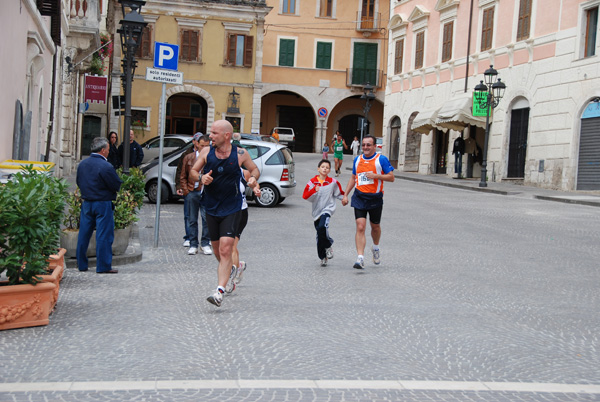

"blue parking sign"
[153,42,179,71]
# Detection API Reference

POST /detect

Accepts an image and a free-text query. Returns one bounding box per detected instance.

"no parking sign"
[318,107,328,118]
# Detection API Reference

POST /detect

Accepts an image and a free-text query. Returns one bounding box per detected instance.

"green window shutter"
[279,39,295,66]
[316,42,331,69]
[352,43,377,85]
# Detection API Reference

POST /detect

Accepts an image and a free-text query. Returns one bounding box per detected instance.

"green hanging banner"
[473,92,488,117]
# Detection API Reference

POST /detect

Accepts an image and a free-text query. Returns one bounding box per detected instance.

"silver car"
[140,134,192,164]
[141,139,296,207]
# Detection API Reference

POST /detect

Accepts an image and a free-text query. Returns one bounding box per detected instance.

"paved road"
[1,152,599,401]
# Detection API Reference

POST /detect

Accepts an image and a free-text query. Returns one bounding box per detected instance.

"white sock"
[372,245,380,251]
[358,254,364,261]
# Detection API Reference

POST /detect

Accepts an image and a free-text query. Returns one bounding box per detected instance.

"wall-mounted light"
[227,87,240,114]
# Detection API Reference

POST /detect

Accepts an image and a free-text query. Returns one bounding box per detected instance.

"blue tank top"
[203,145,243,216]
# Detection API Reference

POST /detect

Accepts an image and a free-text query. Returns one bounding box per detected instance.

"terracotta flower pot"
[47,248,67,271]
[39,265,64,312]
[0,282,57,330]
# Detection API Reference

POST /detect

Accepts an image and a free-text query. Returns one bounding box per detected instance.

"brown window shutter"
[394,39,403,74]
[228,34,236,65]
[190,31,199,61]
[517,0,531,41]
[481,8,494,51]
[442,21,453,62]
[415,32,424,69]
[244,35,253,67]
[181,30,190,60]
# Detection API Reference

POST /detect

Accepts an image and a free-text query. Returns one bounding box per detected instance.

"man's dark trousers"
[77,200,114,273]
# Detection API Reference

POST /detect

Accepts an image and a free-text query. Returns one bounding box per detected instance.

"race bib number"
[357,172,374,186]
[336,145,343,152]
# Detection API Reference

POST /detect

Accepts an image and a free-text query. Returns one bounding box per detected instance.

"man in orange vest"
[342,135,395,269]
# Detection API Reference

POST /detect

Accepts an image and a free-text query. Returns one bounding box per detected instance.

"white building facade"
[384,0,600,191]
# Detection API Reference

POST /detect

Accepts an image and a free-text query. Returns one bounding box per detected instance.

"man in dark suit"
[76,137,123,273]
[118,129,144,168]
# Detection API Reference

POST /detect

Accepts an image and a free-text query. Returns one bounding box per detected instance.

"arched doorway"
[81,115,102,156]
[507,98,530,178]
[389,116,401,168]
[338,114,364,154]
[404,112,421,172]
[166,94,208,135]
[261,91,315,152]
[577,99,600,190]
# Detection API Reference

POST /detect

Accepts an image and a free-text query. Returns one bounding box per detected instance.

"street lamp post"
[360,83,376,149]
[474,65,506,187]
[117,0,147,174]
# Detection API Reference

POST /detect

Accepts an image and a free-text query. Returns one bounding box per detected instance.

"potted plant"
[0,166,69,330]
[60,167,145,257]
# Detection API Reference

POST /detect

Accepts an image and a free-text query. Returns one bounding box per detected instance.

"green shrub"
[0,166,68,285]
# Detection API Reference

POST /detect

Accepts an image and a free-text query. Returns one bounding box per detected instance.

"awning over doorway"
[435,95,486,131]
[411,108,440,134]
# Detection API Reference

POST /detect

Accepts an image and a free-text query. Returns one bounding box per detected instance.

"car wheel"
[146,180,169,204]
[255,183,279,207]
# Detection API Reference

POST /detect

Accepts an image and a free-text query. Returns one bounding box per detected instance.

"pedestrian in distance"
[107,131,120,169]
[271,128,280,142]
[178,133,212,256]
[322,142,329,160]
[175,138,196,247]
[332,130,348,176]
[303,159,345,266]
[118,129,144,168]
[76,137,123,274]
[350,136,360,159]
[342,135,395,269]
[190,120,260,307]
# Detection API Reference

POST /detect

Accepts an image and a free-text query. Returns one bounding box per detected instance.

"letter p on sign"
[153,42,179,71]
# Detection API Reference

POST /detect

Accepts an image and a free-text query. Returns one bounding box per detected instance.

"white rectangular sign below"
[146,67,183,85]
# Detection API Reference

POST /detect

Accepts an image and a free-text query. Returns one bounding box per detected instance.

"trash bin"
[0,160,55,183]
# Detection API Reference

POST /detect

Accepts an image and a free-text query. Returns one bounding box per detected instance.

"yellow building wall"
[127,13,260,142]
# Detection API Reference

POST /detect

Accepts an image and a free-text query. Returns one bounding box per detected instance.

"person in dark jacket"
[76,137,123,273]
[107,131,120,169]
[118,130,144,168]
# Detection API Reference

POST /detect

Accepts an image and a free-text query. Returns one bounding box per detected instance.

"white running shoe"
[183,240,190,247]
[326,247,334,259]
[353,256,365,269]
[225,266,237,293]
[201,245,213,255]
[321,257,328,266]
[188,247,198,255]
[234,261,246,284]
[207,291,223,307]
[372,246,381,265]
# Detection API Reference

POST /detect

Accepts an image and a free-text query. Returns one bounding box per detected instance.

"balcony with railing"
[68,0,100,33]
[346,68,383,88]
[356,11,381,32]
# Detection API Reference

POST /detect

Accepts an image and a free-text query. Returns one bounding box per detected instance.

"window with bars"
[481,7,494,51]
[226,34,253,67]
[136,26,152,59]
[585,6,598,57]
[282,0,296,14]
[415,32,424,69]
[394,39,403,74]
[316,42,332,69]
[180,30,199,62]
[516,0,531,41]
[319,0,333,17]
[442,21,453,62]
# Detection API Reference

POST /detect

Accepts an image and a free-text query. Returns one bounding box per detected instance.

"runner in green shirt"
[332,130,348,177]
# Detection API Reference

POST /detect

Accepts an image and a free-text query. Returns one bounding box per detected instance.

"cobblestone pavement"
[1,153,599,401]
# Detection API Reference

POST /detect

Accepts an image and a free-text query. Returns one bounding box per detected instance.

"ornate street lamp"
[360,82,376,147]
[474,65,506,187]
[117,0,147,174]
